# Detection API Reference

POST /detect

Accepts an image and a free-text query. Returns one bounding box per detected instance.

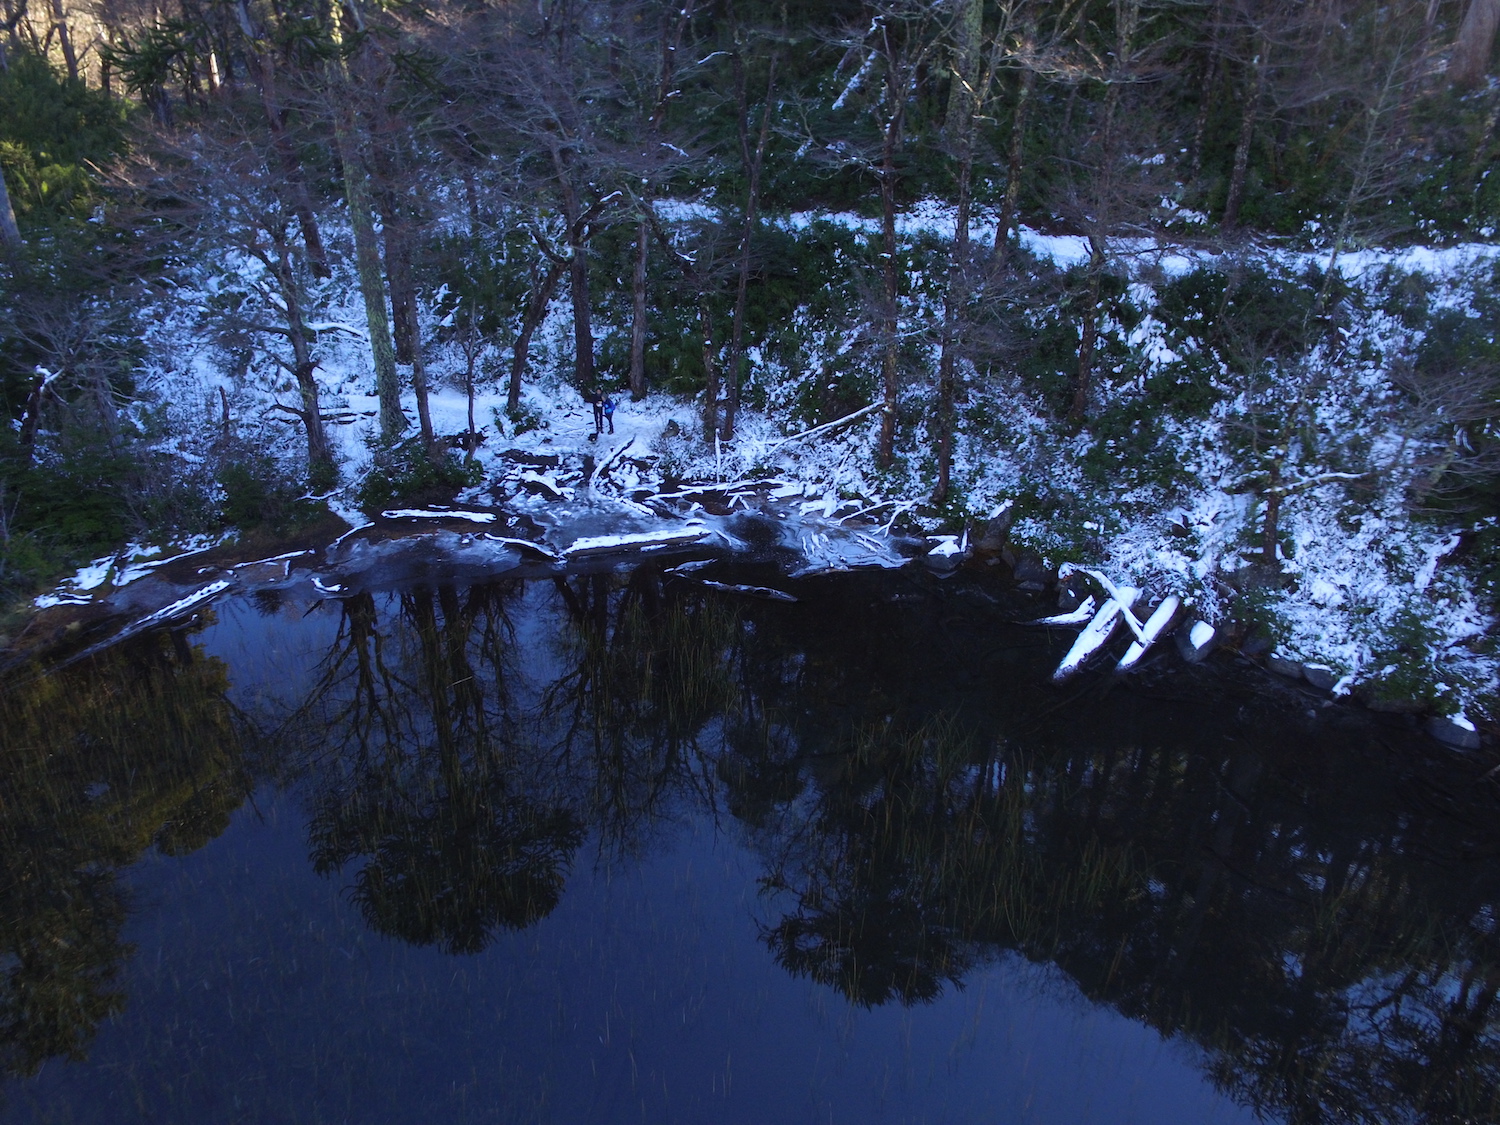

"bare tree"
[723,40,777,440]
[1050,0,1174,425]
[230,0,331,278]
[628,0,695,404]
[935,0,1048,503]
[484,1,634,401]
[117,116,338,483]
[646,203,732,443]
[326,0,402,441]
[831,2,947,468]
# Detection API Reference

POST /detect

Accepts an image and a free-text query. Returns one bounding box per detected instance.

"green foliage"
[430,229,533,339]
[497,402,544,437]
[1417,302,1500,379]
[1080,405,1189,494]
[1156,265,1320,372]
[0,46,126,225]
[0,437,137,614]
[357,435,484,511]
[218,454,326,534]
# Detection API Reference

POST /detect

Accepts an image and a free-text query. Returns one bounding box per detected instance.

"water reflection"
[3,567,1499,1122]
[0,629,246,1077]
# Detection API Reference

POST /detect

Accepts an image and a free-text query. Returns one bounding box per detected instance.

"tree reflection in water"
[290,584,582,953]
[0,628,246,1078]
[729,575,1500,1125]
[3,567,1499,1122]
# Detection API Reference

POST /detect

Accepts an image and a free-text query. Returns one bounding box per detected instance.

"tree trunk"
[385,227,416,366]
[1070,252,1103,426]
[1260,462,1283,566]
[568,230,595,393]
[329,30,402,440]
[993,57,1035,271]
[1222,37,1268,229]
[935,0,981,506]
[337,126,403,439]
[509,258,566,411]
[555,169,596,394]
[877,115,902,468]
[277,241,334,480]
[629,219,648,401]
[624,0,695,408]
[699,292,718,443]
[1308,66,1399,327]
[1068,3,1133,429]
[1452,0,1500,86]
[17,373,44,454]
[724,56,777,441]
[1188,46,1221,183]
[250,44,330,277]
[410,332,435,449]
[370,116,437,451]
[0,161,20,251]
[463,337,478,454]
[48,0,76,81]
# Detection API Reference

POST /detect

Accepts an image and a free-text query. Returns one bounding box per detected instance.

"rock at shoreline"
[1302,663,1339,691]
[1176,619,1217,664]
[1267,654,1303,679]
[1426,714,1481,751]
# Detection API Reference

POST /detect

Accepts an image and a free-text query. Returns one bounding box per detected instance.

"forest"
[3,0,1500,715]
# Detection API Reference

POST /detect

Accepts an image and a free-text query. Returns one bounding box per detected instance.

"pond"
[2,558,1497,1123]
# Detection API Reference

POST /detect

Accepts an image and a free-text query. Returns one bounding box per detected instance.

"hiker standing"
[603,395,616,434]
[585,388,604,437]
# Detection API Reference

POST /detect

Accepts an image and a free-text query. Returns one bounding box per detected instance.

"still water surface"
[2,563,1496,1123]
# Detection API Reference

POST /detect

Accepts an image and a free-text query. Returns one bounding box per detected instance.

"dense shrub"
[357,436,484,512]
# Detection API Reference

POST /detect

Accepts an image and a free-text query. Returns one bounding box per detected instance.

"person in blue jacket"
[602,394,617,434]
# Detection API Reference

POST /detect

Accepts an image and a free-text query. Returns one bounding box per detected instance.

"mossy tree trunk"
[330,5,403,441]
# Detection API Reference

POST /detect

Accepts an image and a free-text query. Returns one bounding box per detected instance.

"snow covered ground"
[52,202,1500,722]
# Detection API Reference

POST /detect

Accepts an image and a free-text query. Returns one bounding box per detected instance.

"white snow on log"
[34,592,94,608]
[130,580,233,631]
[589,438,636,490]
[698,580,798,602]
[1117,596,1182,672]
[1053,588,1140,682]
[1413,531,1462,592]
[518,472,567,499]
[786,523,908,576]
[651,478,779,500]
[312,576,346,595]
[927,534,965,558]
[563,527,713,558]
[305,320,368,339]
[248,549,314,564]
[72,558,115,590]
[382,508,499,524]
[1071,567,1150,644]
[1029,596,1098,626]
[1176,619,1217,664]
[666,559,717,575]
[480,535,560,560]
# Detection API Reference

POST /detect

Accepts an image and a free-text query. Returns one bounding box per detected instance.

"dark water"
[2,563,1498,1124]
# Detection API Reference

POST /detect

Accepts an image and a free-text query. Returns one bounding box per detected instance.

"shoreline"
[6,482,1489,758]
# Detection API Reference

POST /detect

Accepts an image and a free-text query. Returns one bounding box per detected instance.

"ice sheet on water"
[382,508,499,524]
[562,527,713,557]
